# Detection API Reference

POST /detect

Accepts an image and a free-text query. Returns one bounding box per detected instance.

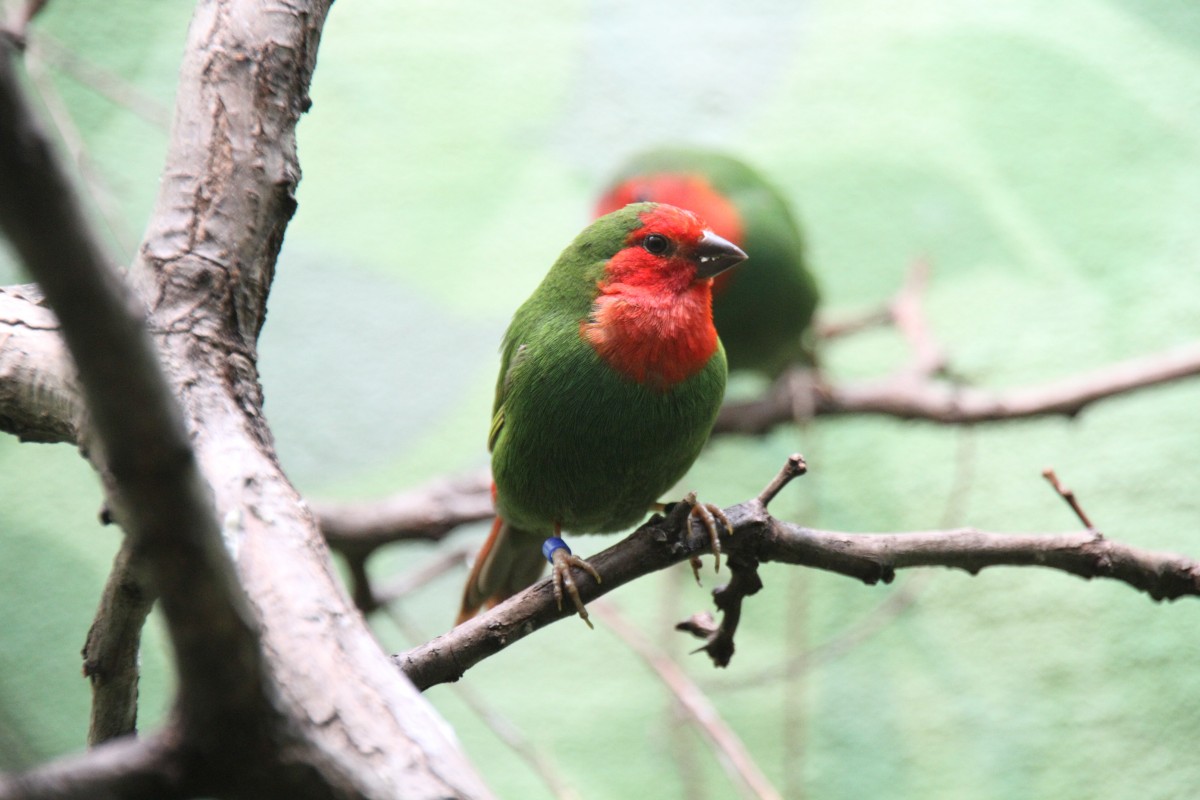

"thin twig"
[29,34,172,128]
[813,306,892,340]
[82,540,155,745]
[659,558,706,799]
[1042,468,1095,530]
[23,44,138,257]
[756,453,807,506]
[591,600,782,800]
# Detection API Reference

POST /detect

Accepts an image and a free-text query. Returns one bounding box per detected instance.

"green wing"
[488,339,527,453]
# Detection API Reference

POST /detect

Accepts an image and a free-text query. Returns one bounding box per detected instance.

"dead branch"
[82,540,155,745]
[716,341,1200,433]
[315,467,494,555]
[395,458,1200,691]
[683,457,804,668]
[1042,467,1095,529]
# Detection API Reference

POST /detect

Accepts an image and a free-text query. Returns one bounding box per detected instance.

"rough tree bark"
[0,2,491,798]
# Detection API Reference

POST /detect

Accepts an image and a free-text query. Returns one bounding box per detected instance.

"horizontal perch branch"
[395,460,1200,690]
[717,342,1200,433]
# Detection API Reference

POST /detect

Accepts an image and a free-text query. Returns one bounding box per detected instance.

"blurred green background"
[2,1,1199,797]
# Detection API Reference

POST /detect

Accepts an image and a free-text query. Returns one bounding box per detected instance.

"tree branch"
[82,539,156,745]
[314,336,1200,561]
[316,468,493,555]
[1,2,491,797]
[0,732,184,800]
[0,10,266,761]
[396,460,1200,690]
[0,283,78,443]
[716,341,1200,433]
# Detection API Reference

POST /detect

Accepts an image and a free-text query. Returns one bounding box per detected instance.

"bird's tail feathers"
[456,515,547,625]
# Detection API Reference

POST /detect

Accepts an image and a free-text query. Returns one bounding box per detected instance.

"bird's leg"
[653,502,705,582]
[684,492,730,573]
[542,528,601,629]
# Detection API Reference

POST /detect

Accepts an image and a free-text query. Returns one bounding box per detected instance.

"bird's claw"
[688,500,730,573]
[550,546,601,629]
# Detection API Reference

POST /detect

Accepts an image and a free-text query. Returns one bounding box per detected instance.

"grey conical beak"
[694,230,748,279]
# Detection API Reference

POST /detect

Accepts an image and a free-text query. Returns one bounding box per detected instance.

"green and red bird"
[458,203,747,626]
[595,147,819,377]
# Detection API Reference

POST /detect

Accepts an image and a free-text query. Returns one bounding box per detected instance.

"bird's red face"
[596,174,746,294]
[601,204,745,296]
[583,204,746,389]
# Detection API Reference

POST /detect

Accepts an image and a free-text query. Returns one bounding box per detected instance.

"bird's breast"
[581,284,718,391]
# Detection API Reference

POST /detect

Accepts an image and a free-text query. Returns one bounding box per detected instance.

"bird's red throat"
[581,207,720,391]
[582,283,718,390]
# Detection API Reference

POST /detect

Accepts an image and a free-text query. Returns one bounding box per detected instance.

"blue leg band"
[542,536,571,563]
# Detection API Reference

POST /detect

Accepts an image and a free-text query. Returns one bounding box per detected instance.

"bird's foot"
[542,537,601,628]
[684,493,730,574]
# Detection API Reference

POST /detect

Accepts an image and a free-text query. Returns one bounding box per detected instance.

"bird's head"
[598,202,747,296]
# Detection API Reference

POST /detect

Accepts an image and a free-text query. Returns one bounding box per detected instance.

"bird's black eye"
[643,233,670,255]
